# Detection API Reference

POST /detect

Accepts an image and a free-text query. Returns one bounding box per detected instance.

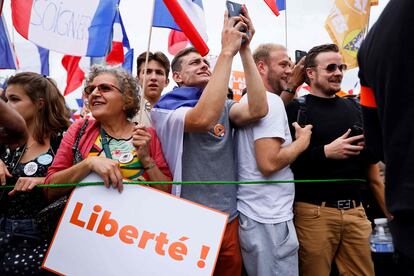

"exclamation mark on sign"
[197,245,210,268]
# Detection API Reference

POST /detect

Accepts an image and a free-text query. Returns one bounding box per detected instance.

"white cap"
[374,218,388,225]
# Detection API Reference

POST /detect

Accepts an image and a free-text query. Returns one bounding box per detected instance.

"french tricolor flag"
[106,10,134,73]
[0,14,17,69]
[63,9,133,97]
[36,46,50,76]
[153,0,209,56]
[9,40,50,75]
[168,30,189,56]
[11,0,118,57]
[264,0,286,16]
[62,55,84,96]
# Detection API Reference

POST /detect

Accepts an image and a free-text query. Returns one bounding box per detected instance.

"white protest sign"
[12,0,116,56]
[43,185,228,275]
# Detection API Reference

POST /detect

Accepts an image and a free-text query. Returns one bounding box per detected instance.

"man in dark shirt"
[358,0,414,273]
[286,44,375,276]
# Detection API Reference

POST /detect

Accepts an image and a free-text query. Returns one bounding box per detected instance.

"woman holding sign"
[45,65,172,201]
[0,72,71,275]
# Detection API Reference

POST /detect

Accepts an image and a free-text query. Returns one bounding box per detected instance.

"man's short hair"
[253,43,286,65]
[136,51,170,78]
[304,44,339,84]
[304,44,339,69]
[171,47,199,73]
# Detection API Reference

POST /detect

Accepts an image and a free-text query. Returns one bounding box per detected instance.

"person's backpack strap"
[296,95,308,126]
[72,119,89,165]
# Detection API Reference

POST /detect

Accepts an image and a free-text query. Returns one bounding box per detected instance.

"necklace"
[102,123,133,140]
[25,141,38,151]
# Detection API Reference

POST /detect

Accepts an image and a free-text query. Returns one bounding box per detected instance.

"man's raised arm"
[229,7,268,126]
[184,12,247,132]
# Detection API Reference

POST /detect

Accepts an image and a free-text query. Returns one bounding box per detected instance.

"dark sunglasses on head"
[319,63,348,73]
[83,83,122,95]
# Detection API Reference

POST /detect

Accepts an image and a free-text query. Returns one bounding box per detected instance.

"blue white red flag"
[69,98,86,122]
[106,10,134,73]
[263,0,286,16]
[153,0,209,56]
[11,0,119,57]
[37,46,50,76]
[11,41,50,75]
[0,15,17,69]
[168,30,189,55]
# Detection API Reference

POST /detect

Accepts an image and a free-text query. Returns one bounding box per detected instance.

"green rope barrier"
[0,178,366,189]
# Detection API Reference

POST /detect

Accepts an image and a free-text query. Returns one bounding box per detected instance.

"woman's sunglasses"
[83,83,122,96]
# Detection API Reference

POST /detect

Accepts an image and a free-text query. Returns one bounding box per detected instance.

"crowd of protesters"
[0,2,413,276]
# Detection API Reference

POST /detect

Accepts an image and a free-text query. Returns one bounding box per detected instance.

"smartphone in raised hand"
[225,0,249,44]
[295,50,307,64]
[226,0,243,16]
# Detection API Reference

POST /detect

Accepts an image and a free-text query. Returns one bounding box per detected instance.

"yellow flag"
[325,0,376,69]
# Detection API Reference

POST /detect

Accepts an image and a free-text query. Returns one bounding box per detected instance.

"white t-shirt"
[151,106,191,196]
[236,92,295,224]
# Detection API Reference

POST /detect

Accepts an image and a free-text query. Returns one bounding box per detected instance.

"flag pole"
[284,1,288,50]
[139,0,156,124]
[364,3,372,39]
[0,0,4,16]
[10,11,18,71]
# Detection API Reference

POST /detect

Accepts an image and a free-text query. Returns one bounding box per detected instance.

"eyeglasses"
[314,63,348,73]
[83,83,122,96]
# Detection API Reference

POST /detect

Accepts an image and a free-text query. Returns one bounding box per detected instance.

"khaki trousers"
[294,202,374,276]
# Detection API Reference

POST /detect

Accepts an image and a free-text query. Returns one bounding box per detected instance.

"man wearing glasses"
[285,44,376,276]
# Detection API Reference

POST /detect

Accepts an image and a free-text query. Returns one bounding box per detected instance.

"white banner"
[12,0,117,56]
[43,185,228,275]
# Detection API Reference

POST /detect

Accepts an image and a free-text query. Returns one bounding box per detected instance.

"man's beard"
[314,76,342,96]
[267,71,284,95]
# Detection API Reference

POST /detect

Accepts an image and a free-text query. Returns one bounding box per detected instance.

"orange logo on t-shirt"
[213,124,225,137]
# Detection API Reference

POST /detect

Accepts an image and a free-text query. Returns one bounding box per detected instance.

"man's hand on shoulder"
[293,122,313,151]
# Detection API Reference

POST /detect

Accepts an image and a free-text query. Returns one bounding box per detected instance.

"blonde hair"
[253,43,287,65]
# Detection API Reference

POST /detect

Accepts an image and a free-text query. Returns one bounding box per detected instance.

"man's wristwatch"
[283,88,295,94]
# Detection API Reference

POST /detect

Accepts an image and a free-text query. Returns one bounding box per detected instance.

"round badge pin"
[213,124,225,137]
[37,154,53,165]
[118,152,133,164]
[24,162,38,176]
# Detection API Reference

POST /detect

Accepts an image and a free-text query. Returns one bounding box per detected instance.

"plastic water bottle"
[370,218,394,253]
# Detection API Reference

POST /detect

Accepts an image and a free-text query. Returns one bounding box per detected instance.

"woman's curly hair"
[85,65,141,119]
